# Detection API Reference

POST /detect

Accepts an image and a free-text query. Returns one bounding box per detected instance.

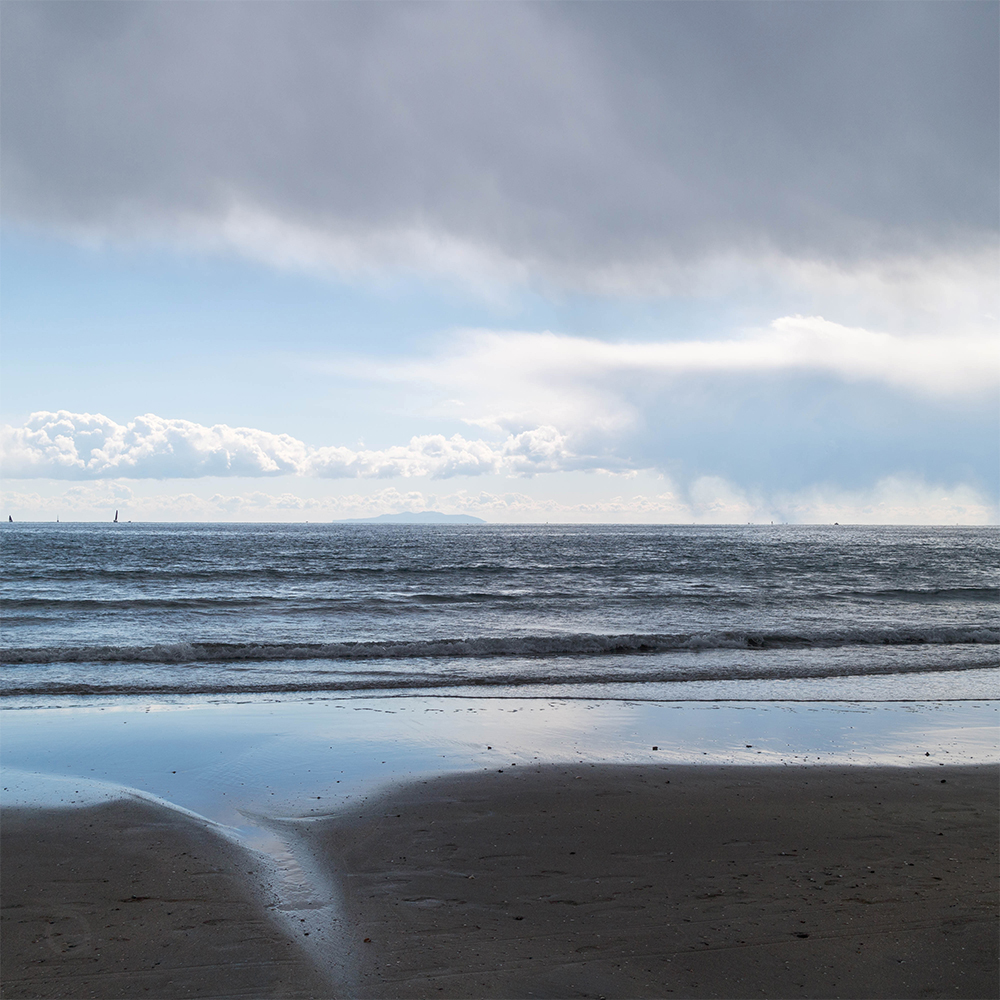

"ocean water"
[2,523,997,705]
[3,521,997,958]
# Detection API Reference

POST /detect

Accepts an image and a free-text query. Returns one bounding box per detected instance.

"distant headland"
[332,511,486,524]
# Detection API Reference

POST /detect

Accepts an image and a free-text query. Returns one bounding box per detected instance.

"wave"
[850,587,1000,603]
[0,592,531,612]
[3,659,996,699]
[2,562,596,583]
[3,627,998,666]
[6,587,995,612]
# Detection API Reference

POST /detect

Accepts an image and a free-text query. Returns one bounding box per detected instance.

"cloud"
[3,476,995,525]
[5,295,997,494]
[307,424,586,478]
[371,316,998,437]
[0,410,583,480]
[2,411,309,479]
[768,477,999,527]
[2,2,995,288]
[355,316,996,494]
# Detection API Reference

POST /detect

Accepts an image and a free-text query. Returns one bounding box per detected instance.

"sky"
[1,0,997,523]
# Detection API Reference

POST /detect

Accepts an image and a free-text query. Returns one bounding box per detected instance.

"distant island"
[332,511,486,524]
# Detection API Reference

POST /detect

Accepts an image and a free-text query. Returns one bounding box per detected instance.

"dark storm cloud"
[2,1,996,277]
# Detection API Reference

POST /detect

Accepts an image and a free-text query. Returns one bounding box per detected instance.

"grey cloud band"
[2,1,995,282]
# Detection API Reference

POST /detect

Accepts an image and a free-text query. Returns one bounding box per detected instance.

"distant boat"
[7,515,11,523]
[114,510,118,523]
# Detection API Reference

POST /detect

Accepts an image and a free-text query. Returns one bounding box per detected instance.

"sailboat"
[114,510,118,523]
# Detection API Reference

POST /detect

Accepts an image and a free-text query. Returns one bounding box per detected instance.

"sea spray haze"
[2,523,997,703]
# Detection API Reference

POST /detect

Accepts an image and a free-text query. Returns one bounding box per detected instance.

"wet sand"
[0,799,330,999]
[2,765,997,999]
[303,764,998,999]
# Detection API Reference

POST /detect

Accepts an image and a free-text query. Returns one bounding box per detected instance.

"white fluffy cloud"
[2,411,308,479]
[0,410,582,480]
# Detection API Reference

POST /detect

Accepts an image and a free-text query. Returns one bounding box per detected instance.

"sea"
[2,523,998,706]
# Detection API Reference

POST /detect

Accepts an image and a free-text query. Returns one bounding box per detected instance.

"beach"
[312,764,999,999]
[3,762,997,999]
[4,0,998,988]
[0,799,330,999]
[2,524,997,997]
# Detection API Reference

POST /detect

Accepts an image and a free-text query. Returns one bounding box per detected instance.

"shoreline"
[3,697,998,997]
[3,763,997,999]
[4,660,999,710]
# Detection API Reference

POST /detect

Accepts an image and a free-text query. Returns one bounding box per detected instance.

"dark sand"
[2,765,997,999]
[0,799,330,999]
[303,764,998,999]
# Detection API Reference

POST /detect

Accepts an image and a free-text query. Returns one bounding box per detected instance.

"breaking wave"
[4,626,997,666]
